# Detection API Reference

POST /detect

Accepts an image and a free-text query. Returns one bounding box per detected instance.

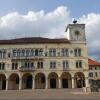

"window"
[30,49,35,56]
[63,61,69,69]
[89,72,93,77]
[37,61,43,69]
[39,49,43,56]
[95,67,97,70]
[35,49,39,56]
[76,61,82,68]
[89,67,92,70]
[0,50,6,59]
[12,62,18,70]
[74,48,81,56]
[49,48,56,57]
[26,50,30,57]
[95,72,98,77]
[50,61,56,69]
[21,49,25,57]
[17,49,21,57]
[62,48,68,56]
[13,50,17,57]
[0,63,5,70]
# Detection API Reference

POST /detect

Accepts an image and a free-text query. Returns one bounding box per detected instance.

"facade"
[0,23,90,90]
[88,59,100,88]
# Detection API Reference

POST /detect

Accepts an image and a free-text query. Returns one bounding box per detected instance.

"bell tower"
[65,20,86,43]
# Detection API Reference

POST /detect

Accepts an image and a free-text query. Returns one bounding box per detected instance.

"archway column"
[6,79,8,90]
[85,77,89,87]
[59,77,61,89]
[72,77,74,88]
[45,77,48,89]
[19,78,22,90]
[32,77,35,89]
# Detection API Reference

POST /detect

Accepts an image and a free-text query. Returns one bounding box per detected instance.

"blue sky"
[0,0,100,61]
[0,0,100,17]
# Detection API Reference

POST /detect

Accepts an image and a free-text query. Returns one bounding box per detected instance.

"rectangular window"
[89,72,93,77]
[37,61,43,69]
[50,61,56,69]
[95,72,98,77]
[76,61,82,68]
[0,63,5,70]
[95,67,97,70]
[0,50,6,59]
[63,61,69,69]
[89,67,92,70]
[35,49,39,56]
[74,48,81,57]
[62,48,68,56]
[12,62,18,70]
[49,48,56,57]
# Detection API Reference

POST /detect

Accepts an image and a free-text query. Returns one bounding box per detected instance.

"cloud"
[0,6,71,39]
[79,13,100,61]
[0,6,99,61]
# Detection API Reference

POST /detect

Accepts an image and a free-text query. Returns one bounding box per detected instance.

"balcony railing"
[19,66,35,71]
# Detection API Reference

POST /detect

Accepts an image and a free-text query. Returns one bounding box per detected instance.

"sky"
[0,0,100,61]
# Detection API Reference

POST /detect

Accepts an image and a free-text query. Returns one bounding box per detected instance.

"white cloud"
[79,13,100,61]
[0,6,71,39]
[0,6,99,61]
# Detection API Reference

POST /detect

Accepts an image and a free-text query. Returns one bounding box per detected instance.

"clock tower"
[65,21,86,43]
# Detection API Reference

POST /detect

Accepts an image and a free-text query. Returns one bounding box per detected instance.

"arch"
[74,72,85,88]
[48,72,58,89]
[8,73,19,90]
[0,74,6,90]
[22,73,33,89]
[35,73,46,89]
[61,72,72,88]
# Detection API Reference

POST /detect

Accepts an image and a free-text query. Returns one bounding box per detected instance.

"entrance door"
[77,80,82,88]
[26,76,32,89]
[50,79,56,88]
[2,80,6,90]
[62,79,68,88]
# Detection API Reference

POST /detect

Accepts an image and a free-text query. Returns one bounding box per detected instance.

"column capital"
[71,77,74,79]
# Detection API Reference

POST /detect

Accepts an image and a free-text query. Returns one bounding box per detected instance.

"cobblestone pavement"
[0,89,100,100]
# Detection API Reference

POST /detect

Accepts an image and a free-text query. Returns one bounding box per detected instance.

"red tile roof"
[0,37,70,44]
[88,58,100,66]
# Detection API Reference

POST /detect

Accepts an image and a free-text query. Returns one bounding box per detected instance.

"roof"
[0,37,70,45]
[88,58,100,66]
[65,24,85,32]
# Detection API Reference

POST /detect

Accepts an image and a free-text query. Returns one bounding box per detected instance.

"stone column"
[85,77,89,87]
[32,77,35,89]
[45,77,48,89]
[59,77,61,89]
[72,77,74,88]
[6,79,8,90]
[19,78,22,90]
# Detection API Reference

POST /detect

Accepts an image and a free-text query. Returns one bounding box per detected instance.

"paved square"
[0,90,100,100]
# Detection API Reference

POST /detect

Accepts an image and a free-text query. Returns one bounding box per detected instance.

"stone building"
[0,23,89,90]
[88,59,100,88]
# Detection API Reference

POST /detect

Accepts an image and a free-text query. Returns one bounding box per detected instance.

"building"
[88,59,100,88]
[0,22,90,90]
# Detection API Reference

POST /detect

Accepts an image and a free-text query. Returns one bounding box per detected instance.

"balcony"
[19,66,35,72]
